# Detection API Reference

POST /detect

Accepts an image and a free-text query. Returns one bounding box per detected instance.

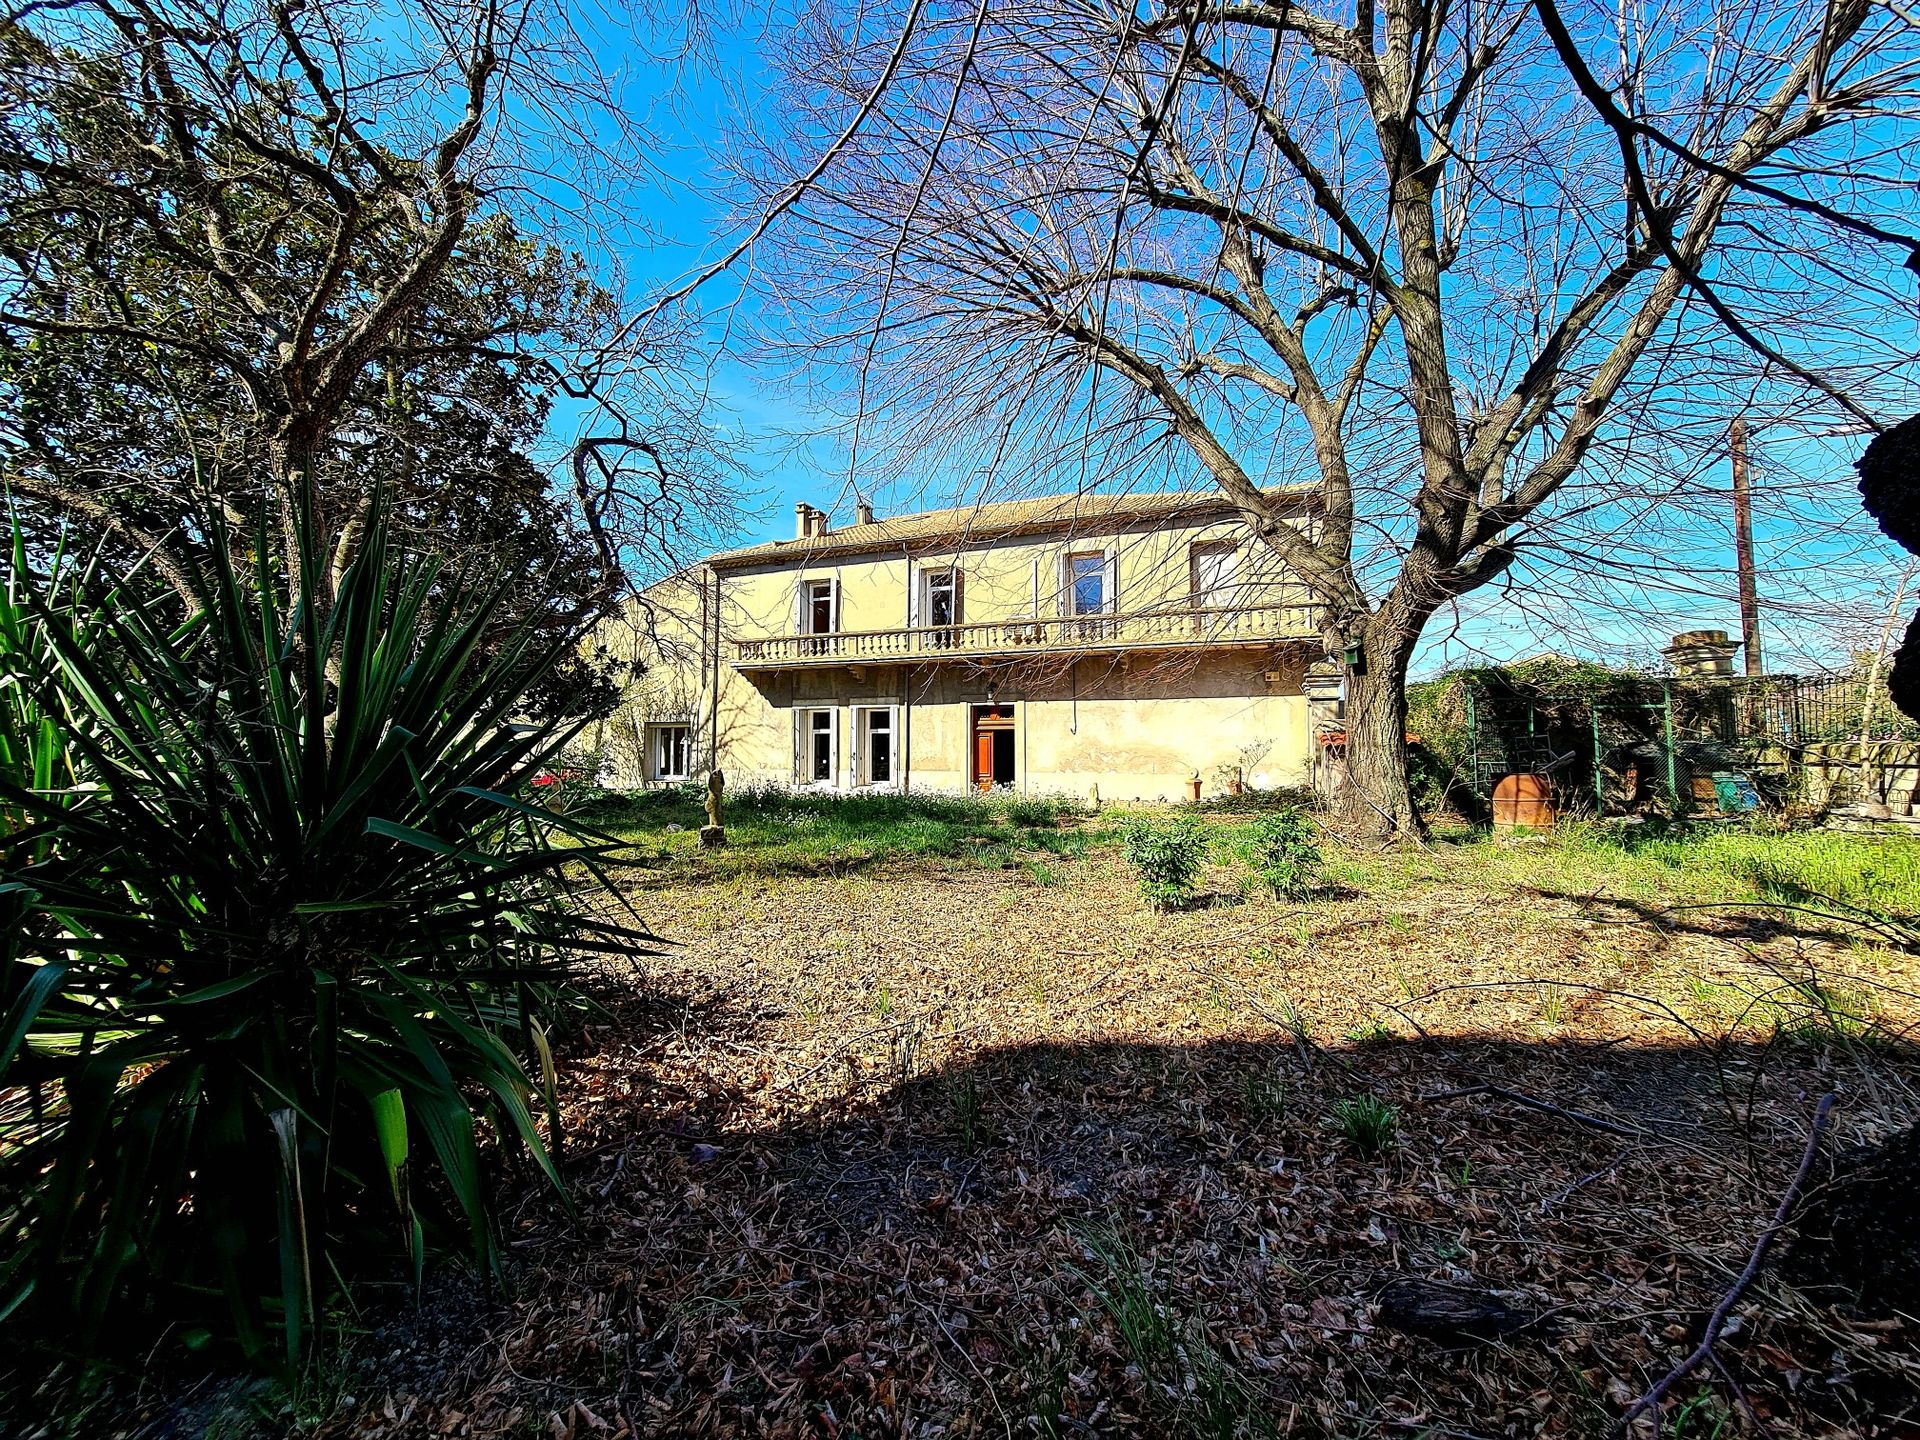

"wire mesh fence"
[1458,667,1920,820]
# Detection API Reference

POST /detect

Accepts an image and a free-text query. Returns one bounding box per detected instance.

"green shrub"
[1119,813,1211,910]
[1331,1094,1401,1155]
[0,504,645,1364]
[1245,808,1321,898]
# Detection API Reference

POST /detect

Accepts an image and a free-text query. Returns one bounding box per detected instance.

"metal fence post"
[1591,708,1605,816]
[1467,686,1479,808]
[1663,682,1679,805]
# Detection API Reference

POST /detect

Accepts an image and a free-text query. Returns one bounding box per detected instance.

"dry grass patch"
[45,823,1920,1439]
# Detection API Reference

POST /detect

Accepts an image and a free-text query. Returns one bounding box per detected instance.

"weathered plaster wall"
[680,650,1312,798]
[592,498,1323,793]
[717,512,1311,638]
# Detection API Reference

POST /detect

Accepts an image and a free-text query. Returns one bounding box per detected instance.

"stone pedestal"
[699,825,726,848]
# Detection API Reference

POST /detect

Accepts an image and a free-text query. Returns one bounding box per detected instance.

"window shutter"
[793,709,805,784]
[829,577,841,632]
[951,569,965,626]
[1103,550,1118,614]
[908,566,920,628]
[851,708,864,785]
[793,580,805,636]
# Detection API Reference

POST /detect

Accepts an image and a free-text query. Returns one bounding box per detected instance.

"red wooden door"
[974,727,995,791]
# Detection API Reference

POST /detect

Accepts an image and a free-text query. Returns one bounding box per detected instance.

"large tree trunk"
[1338,620,1423,841]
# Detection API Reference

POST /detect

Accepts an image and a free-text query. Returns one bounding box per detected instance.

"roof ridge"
[706,484,1313,569]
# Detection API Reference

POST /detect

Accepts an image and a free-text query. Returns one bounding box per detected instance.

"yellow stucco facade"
[593,489,1332,800]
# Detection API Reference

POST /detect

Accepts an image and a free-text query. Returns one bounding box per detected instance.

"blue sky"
[570,7,1913,680]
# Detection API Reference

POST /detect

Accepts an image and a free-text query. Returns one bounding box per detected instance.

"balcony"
[730,603,1321,670]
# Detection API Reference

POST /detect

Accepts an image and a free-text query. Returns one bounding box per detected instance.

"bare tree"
[750,0,1920,836]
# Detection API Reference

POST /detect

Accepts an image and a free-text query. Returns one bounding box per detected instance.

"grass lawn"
[589,785,1108,879]
[88,799,1920,1438]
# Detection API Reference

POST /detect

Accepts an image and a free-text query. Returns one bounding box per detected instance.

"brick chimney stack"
[856,501,875,526]
[794,502,812,540]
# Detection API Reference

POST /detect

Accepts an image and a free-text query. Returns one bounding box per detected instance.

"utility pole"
[1729,418,1763,675]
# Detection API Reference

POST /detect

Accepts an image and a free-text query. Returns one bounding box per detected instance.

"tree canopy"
[748,0,1920,833]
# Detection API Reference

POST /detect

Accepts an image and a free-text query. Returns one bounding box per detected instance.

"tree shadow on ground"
[326,966,1919,1440]
[33,970,1920,1440]
[1526,884,1873,951]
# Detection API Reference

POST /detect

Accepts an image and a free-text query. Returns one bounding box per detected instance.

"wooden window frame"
[650,722,692,781]
[1063,549,1115,616]
[853,705,898,789]
[1190,539,1238,609]
[795,706,840,787]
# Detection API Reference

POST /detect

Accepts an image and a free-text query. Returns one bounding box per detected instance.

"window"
[1190,540,1238,608]
[1068,552,1107,615]
[804,579,836,634]
[651,724,690,781]
[799,578,838,657]
[805,708,835,784]
[858,707,895,786]
[920,567,961,649]
[925,569,959,626]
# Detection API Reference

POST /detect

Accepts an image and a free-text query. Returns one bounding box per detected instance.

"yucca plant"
[0,499,649,1365]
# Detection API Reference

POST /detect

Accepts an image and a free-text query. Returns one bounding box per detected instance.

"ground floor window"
[857,706,896,786]
[651,723,691,781]
[799,708,837,785]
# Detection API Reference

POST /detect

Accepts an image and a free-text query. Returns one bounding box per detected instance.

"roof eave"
[703,486,1320,572]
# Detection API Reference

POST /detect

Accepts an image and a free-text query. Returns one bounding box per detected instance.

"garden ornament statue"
[701,769,726,847]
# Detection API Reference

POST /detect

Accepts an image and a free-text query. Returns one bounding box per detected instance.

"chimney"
[810,508,828,538]
[794,502,812,540]
[856,500,875,527]
[1663,629,1741,678]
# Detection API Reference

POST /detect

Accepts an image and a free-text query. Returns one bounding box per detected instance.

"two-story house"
[597,488,1330,800]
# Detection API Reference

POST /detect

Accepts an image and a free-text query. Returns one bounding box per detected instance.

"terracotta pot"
[1188,778,1203,802]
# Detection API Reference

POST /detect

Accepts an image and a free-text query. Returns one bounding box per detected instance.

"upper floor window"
[923,568,960,628]
[1190,541,1238,608]
[802,578,837,634]
[1067,552,1108,615]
